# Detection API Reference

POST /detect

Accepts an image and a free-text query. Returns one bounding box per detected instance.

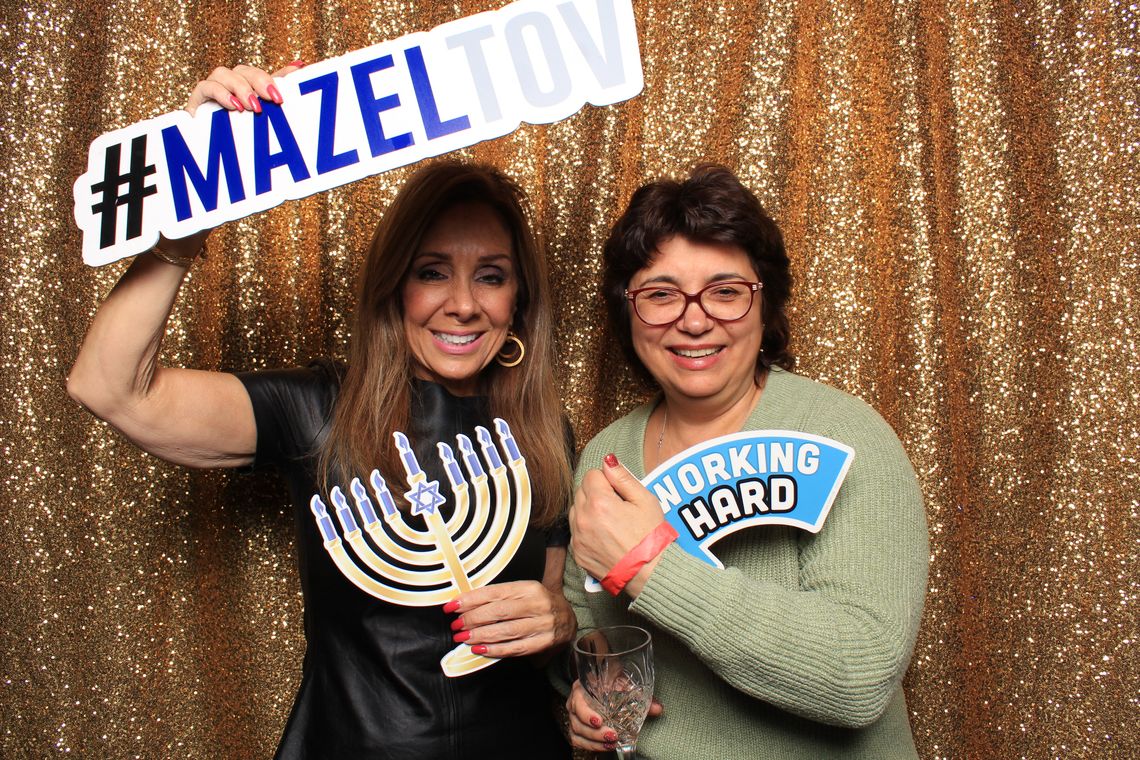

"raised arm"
[67,64,303,468]
[67,240,256,468]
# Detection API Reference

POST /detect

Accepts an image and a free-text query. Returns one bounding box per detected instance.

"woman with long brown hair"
[68,65,574,759]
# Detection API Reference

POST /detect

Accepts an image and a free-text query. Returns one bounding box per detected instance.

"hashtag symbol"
[89,135,158,249]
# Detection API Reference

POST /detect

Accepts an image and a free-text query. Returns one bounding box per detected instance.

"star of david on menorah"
[309,418,530,677]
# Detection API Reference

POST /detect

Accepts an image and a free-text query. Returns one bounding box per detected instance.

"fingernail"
[470,644,488,655]
[248,93,262,113]
[604,742,616,750]
[289,59,307,68]
[450,617,465,631]
[266,84,283,104]
[442,599,461,614]
[604,731,617,743]
[228,95,245,112]
[589,716,601,728]
[604,453,618,468]
[453,630,471,643]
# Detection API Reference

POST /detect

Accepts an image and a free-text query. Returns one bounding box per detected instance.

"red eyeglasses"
[625,281,762,325]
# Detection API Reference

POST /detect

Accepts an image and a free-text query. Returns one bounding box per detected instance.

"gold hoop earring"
[496,332,525,368]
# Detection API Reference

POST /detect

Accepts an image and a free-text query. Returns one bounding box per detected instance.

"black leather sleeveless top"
[239,361,569,759]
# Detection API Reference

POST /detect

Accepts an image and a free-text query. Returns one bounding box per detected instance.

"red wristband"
[600,522,679,596]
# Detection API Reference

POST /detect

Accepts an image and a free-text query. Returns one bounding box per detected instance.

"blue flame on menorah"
[308,418,531,677]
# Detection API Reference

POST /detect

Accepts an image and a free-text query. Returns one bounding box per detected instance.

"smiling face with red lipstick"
[402,201,519,397]
[627,235,764,407]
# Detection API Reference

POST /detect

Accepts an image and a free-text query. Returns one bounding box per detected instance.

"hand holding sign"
[579,430,856,593]
[448,579,577,659]
[570,454,668,598]
[184,63,305,117]
[142,63,305,265]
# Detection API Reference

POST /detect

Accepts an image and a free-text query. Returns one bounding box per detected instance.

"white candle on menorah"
[309,418,531,677]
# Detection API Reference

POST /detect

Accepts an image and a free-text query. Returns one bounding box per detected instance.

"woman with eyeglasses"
[562,165,928,758]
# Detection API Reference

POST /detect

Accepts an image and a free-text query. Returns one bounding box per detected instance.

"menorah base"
[441,644,499,678]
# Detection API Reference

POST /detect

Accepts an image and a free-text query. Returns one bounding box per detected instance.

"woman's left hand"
[448,580,576,658]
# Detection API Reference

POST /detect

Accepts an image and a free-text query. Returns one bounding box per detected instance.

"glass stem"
[614,744,637,759]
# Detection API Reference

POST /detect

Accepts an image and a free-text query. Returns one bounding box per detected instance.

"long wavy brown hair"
[319,160,570,527]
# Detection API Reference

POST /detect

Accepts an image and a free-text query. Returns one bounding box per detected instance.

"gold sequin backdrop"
[0,0,1135,756]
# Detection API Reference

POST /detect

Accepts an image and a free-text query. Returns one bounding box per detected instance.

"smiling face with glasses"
[626,236,766,406]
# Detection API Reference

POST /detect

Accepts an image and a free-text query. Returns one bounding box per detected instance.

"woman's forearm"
[69,247,194,416]
[68,238,257,468]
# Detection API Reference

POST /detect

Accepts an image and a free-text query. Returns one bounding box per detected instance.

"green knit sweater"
[562,368,928,759]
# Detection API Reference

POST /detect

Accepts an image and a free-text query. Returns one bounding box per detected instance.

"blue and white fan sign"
[586,430,854,591]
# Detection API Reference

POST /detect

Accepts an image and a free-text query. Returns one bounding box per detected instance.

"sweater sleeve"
[627,404,929,728]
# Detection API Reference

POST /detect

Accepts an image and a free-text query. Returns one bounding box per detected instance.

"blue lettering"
[161,109,245,221]
[405,46,471,139]
[351,54,414,157]
[298,72,360,174]
[403,45,469,139]
[253,103,311,195]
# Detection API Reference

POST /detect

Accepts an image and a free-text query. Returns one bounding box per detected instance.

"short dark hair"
[602,164,795,382]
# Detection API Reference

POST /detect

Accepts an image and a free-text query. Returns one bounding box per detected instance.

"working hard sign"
[73,0,643,266]
[585,430,855,592]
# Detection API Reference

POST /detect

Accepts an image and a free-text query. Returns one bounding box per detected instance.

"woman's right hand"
[184,62,306,116]
[161,62,306,259]
[66,62,308,466]
[566,679,663,754]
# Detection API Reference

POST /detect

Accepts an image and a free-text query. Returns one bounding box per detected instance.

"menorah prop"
[308,418,531,677]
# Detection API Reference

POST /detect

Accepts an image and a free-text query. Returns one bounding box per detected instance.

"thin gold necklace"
[658,381,764,455]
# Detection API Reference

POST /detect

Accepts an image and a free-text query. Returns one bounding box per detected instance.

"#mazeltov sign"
[73,0,643,266]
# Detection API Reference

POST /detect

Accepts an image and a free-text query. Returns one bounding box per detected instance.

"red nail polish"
[442,599,461,614]
[470,644,488,655]
[604,742,616,750]
[228,95,245,112]
[453,630,471,643]
[604,731,617,743]
[266,84,283,104]
[248,93,262,113]
[450,617,465,631]
[604,453,618,468]
[589,716,601,728]
[289,59,307,68]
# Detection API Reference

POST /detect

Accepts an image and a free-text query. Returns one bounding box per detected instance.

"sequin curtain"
[1,0,1135,756]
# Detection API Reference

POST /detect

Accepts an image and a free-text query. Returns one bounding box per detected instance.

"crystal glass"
[573,625,655,759]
